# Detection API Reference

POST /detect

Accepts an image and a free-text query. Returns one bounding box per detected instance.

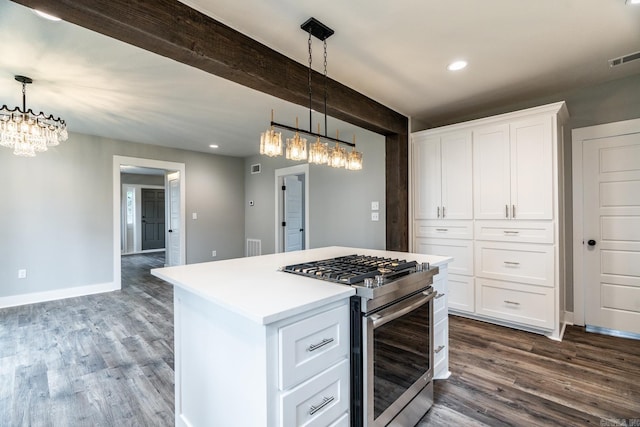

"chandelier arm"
[271,121,355,148]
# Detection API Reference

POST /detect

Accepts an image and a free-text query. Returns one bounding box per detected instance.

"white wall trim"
[274,164,310,253]
[571,117,640,326]
[0,282,117,309]
[113,156,186,290]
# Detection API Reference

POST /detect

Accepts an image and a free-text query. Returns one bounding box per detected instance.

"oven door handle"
[369,290,437,329]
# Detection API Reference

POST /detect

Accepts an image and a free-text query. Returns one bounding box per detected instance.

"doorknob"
[168,229,173,233]
[587,239,596,246]
[299,228,304,232]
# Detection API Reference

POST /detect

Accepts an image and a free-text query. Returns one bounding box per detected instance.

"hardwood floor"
[0,253,174,427]
[419,316,640,427]
[2,256,639,426]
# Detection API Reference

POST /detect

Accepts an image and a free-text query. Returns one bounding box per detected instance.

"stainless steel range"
[282,254,439,426]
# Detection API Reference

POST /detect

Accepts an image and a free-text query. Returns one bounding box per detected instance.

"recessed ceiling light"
[447,60,468,71]
[209,144,219,149]
[33,9,62,21]
[626,0,640,4]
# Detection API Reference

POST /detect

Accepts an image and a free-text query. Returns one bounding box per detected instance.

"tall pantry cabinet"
[411,102,568,340]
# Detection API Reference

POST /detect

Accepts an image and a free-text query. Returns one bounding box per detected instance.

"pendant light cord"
[22,81,27,111]
[323,39,328,137]
[308,30,313,133]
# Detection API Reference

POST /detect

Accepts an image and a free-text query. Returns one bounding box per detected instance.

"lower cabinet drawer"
[474,220,553,244]
[280,359,350,427]
[414,220,473,239]
[476,278,555,330]
[415,238,473,276]
[475,241,554,287]
[328,412,349,427]
[448,274,474,313]
[279,304,349,390]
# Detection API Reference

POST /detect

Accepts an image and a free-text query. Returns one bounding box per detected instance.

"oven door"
[364,289,436,426]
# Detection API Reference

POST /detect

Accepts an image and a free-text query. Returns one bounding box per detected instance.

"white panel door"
[413,136,441,219]
[584,133,640,334]
[284,175,304,252]
[441,131,473,219]
[167,172,181,266]
[510,117,553,220]
[473,124,511,219]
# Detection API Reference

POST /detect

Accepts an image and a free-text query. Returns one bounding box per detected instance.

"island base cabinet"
[475,278,555,330]
[173,287,350,427]
[280,359,349,427]
[448,274,475,313]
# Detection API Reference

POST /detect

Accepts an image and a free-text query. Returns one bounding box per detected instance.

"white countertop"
[151,246,452,325]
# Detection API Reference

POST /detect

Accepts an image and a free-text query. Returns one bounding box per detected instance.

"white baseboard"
[0,281,119,309]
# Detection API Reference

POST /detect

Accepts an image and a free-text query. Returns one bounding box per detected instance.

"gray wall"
[244,127,386,254]
[412,73,640,312]
[0,132,245,299]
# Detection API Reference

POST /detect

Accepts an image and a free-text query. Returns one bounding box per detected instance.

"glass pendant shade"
[346,147,363,170]
[328,143,347,168]
[285,132,307,161]
[308,137,328,164]
[259,126,283,157]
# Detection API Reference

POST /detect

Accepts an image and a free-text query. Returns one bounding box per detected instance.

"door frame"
[275,164,309,253]
[113,155,186,289]
[571,117,640,326]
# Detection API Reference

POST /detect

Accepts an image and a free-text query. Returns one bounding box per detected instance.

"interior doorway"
[572,118,640,338]
[113,156,186,290]
[275,164,310,253]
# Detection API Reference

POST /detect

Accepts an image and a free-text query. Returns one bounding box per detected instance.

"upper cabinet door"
[441,131,473,219]
[510,117,553,220]
[473,124,511,219]
[413,135,442,219]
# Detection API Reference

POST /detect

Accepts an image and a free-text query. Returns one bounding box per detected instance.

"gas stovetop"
[281,254,419,285]
[281,254,437,311]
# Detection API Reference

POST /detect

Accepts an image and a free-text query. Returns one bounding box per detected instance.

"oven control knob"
[364,278,374,288]
[375,275,385,287]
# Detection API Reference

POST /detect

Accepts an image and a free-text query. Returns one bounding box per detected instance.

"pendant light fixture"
[0,75,68,157]
[259,18,363,171]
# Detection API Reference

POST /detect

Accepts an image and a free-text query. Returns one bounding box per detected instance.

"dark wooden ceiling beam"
[11,0,409,251]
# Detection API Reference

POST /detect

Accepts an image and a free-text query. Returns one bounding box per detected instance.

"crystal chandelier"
[259,18,363,171]
[0,75,68,157]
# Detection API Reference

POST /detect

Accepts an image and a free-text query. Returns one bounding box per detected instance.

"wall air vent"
[251,163,261,174]
[608,51,640,67]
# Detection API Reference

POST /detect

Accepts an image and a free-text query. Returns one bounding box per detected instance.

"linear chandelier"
[260,18,363,171]
[0,75,68,157]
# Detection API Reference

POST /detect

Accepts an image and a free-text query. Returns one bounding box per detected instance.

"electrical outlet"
[371,201,379,211]
[18,269,27,279]
[212,250,217,257]
[192,212,198,220]
[371,212,379,221]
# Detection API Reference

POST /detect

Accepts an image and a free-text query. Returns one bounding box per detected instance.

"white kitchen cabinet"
[474,117,553,220]
[431,265,450,379]
[411,101,568,340]
[413,131,473,220]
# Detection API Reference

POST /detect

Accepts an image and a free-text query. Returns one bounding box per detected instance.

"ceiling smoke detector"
[608,51,640,67]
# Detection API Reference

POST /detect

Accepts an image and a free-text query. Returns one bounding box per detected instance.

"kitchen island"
[152,246,451,427]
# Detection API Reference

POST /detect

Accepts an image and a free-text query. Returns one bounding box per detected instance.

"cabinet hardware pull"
[435,292,445,299]
[435,345,445,354]
[505,204,509,218]
[512,205,516,218]
[307,338,334,352]
[503,230,520,235]
[442,206,446,218]
[437,206,440,218]
[435,228,448,232]
[503,261,520,266]
[504,300,521,305]
[309,396,335,415]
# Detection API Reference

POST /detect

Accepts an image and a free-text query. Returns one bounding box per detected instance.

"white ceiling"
[1,0,639,157]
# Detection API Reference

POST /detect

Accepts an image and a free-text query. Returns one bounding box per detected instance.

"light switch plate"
[371,201,379,211]
[192,212,198,220]
[371,212,379,221]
